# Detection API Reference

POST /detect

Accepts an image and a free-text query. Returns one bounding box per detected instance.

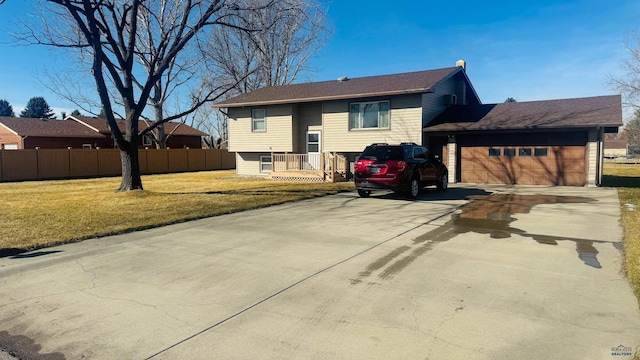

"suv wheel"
[406,177,419,199]
[357,189,371,198]
[437,173,448,191]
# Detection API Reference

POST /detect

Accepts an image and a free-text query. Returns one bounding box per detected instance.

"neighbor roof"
[68,115,208,136]
[0,117,105,138]
[424,95,622,132]
[604,139,627,149]
[213,67,461,108]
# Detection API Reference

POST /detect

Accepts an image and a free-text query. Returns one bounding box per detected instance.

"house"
[213,61,622,186]
[0,117,110,149]
[603,139,628,158]
[68,115,208,149]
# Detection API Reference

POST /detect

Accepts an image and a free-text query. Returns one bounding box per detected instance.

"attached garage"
[424,96,622,187]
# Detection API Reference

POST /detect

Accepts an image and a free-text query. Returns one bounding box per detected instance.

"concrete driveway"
[0,185,639,360]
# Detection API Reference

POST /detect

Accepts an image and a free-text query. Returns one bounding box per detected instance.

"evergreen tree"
[504,97,517,103]
[19,97,55,118]
[0,99,15,116]
[71,109,81,116]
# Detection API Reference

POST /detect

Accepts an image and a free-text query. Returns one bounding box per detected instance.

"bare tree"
[625,109,640,155]
[196,0,329,144]
[20,0,272,191]
[611,33,640,110]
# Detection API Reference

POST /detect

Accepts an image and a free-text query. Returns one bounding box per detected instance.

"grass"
[0,170,354,252]
[603,163,640,308]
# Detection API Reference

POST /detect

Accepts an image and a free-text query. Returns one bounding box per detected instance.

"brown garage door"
[461,146,586,186]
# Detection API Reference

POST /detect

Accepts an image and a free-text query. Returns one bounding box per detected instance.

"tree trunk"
[156,123,167,149]
[117,142,143,192]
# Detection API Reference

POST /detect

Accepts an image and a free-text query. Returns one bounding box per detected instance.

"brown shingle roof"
[604,139,627,149]
[0,117,105,138]
[424,95,622,132]
[213,67,461,107]
[69,115,208,136]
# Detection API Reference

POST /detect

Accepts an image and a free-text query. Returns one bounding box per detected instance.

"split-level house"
[214,61,622,186]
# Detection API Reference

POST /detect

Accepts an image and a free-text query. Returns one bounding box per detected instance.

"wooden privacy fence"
[0,148,236,182]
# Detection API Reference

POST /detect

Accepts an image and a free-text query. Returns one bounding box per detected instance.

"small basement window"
[534,148,548,157]
[83,144,92,149]
[503,148,516,157]
[488,148,501,157]
[519,148,532,156]
[260,155,272,172]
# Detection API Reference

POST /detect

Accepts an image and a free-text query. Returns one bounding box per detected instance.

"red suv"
[354,143,448,199]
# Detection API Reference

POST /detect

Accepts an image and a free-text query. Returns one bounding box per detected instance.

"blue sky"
[0,0,638,119]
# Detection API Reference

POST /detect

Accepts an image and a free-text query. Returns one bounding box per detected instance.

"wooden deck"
[269,152,348,182]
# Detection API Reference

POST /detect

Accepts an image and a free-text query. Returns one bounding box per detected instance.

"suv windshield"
[359,146,403,162]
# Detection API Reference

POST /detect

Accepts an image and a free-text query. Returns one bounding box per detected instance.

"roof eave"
[424,123,623,132]
[212,88,433,108]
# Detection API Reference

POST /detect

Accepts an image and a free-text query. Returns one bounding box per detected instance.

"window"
[252,109,266,132]
[519,148,532,156]
[488,148,501,157]
[2,144,18,150]
[349,101,390,130]
[503,148,516,157]
[82,144,92,149]
[260,155,272,172]
[142,135,153,146]
[534,148,548,157]
[412,147,427,159]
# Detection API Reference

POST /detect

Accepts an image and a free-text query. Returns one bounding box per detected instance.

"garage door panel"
[558,160,585,172]
[461,145,585,186]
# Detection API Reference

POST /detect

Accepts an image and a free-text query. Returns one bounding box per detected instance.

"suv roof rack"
[400,142,418,146]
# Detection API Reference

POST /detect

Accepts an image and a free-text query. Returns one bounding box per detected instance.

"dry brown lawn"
[603,163,640,311]
[0,170,354,251]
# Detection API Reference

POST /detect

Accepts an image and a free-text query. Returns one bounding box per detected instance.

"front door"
[306,131,321,170]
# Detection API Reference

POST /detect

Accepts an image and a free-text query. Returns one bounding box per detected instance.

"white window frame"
[142,135,153,146]
[260,155,272,173]
[2,143,19,150]
[252,109,266,132]
[82,144,92,149]
[349,100,390,130]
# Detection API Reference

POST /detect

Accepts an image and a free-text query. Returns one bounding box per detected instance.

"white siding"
[447,138,457,183]
[322,94,423,152]
[236,152,272,177]
[228,105,294,152]
[422,77,456,127]
[586,128,604,187]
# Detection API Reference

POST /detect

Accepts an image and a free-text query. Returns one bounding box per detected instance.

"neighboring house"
[603,139,628,158]
[0,117,110,149]
[67,115,208,149]
[216,60,622,186]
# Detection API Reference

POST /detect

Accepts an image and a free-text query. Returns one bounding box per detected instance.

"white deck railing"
[272,153,322,171]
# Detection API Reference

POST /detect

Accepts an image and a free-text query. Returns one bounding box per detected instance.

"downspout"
[21,135,28,149]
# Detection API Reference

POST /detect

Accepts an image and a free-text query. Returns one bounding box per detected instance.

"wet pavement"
[0,185,639,359]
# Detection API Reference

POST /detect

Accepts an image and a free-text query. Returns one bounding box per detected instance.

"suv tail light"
[397,161,407,172]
